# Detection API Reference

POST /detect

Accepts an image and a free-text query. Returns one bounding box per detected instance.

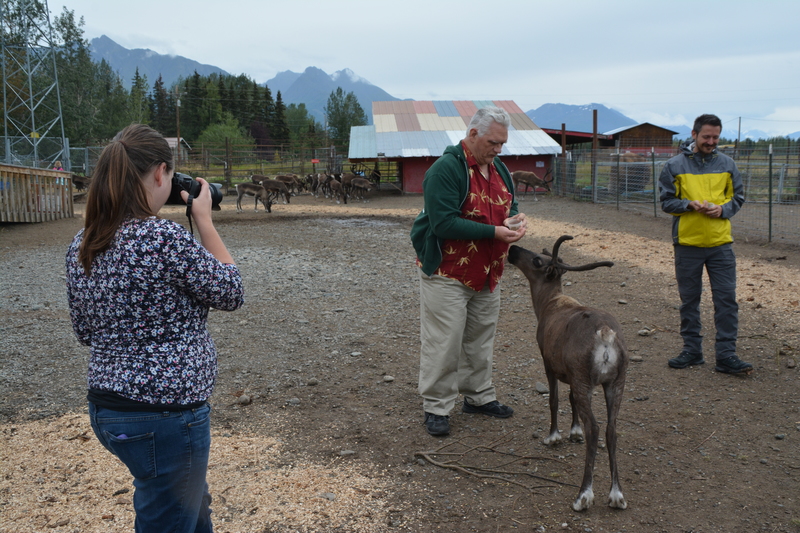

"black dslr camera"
[167,172,223,211]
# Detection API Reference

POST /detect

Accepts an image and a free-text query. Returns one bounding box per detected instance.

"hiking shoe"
[424,413,450,436]
[715,356,754,374]
[668,351,705,369]
[461,400,514,418]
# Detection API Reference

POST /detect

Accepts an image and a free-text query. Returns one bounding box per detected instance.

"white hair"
[467,106,511,136]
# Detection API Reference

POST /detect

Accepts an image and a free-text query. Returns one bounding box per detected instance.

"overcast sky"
[55,0,800,136]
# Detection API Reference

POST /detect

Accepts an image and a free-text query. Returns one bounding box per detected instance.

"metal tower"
[1,0,68,169]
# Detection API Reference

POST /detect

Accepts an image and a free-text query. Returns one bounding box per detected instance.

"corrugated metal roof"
[454,100,478,119]
[504,130,563,155]
[433,101,460,117]
[413,101,437,113]
[351,100,560,159]
[348,125,378,159]
[603,124,638,135]
[603,122,679,136]
[350,129,561,159]
[493,100,524,114]
[374,114,398,133]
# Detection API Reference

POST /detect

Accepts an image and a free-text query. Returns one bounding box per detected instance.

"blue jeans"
[89,402,213,533]
[674,243,738,360]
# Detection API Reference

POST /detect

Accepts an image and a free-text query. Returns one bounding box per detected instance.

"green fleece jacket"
[410,143,518,276]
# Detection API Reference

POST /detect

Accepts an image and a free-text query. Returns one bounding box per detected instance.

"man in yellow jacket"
[659,114,752,374]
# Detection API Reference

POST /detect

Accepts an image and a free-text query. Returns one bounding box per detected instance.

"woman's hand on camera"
[180,178,213,222]
[179,178,234,263]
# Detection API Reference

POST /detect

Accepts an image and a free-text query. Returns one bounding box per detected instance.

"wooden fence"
[0,164,74,223]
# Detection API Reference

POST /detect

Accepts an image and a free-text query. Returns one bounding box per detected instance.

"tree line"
[2,1,367,155]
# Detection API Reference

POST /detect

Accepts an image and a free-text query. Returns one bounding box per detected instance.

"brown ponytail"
[78,124,174,275]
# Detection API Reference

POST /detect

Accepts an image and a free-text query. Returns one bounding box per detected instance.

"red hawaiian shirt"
[435,142,513,292]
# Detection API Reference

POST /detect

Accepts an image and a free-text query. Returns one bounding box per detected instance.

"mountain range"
[525,103,676,136]
[264,67,399,126]
[88,36,799,141]
[90,35,228,87]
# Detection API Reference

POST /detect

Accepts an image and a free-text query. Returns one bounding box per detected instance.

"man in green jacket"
[410,106,528,436]
[660,113,752,374]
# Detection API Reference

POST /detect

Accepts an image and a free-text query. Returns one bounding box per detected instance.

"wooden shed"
[603,123,678,154]
[0,164,74,222]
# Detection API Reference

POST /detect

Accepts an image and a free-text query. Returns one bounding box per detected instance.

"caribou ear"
[545,265,560,281]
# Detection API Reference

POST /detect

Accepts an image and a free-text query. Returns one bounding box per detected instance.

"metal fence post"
[652,147,658,217]
[615,151,620,210]
[768,144,773,242]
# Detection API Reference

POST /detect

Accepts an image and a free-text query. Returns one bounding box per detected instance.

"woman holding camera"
[66,124,244,532]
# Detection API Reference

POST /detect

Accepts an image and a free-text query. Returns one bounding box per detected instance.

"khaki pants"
[418,271,501,415]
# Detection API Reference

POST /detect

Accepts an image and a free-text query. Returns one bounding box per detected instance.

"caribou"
[508,236,628,512]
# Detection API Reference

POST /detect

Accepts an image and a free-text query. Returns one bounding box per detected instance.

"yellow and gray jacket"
[659,140,744,247]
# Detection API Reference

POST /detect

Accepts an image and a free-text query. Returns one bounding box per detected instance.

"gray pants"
[674,243,738,360]
[418,272,501,415]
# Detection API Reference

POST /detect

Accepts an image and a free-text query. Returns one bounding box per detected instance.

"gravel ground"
[1,191,800,532]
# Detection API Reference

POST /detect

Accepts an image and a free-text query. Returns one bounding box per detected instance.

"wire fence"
[551,147,800,245]
[5,135,799,244]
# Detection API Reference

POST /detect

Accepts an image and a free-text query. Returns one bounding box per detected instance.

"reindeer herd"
[235,171,376,213]
[235,167,553,213]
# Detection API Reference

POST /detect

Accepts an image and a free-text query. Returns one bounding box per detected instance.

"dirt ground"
[1,190,799,533]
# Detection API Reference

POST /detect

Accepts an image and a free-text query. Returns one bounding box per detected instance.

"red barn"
[348,100,561,193]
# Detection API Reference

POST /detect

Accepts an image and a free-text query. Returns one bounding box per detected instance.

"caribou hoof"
[572,487,594,512]
[543,431,562,446]
[608,488,627,509]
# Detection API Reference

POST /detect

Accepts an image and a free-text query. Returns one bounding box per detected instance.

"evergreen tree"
[179,71,204,140]
[149,75,174,135]
[217,76,230,117]
[127,68,150,125]
[324,87,367,148]
[93,59,130,141]
[197,79,223,134]
[262,85,276,129]
[247,80,261,128]
[227,74,252,127]
[272,91,290,147]
[250,84,275,152]
[51,7,99,145]
[285,103,324,150]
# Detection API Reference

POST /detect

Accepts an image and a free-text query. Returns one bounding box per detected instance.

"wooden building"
[603,123,678,154]
[0,164,74,222]
[348,100,561,193]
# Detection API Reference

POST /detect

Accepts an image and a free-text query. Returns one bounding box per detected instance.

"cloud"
[623,111,691,128]
[764,106,800,123]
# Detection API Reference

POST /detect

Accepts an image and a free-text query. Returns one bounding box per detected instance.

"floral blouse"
[66,217,244,406]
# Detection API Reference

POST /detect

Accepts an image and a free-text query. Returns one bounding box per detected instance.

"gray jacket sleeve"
[720,163,745,219]
[659,160,689,214]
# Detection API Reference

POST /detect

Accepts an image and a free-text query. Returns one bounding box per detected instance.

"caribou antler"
[559,260,615,271]
[551,235,574,264]
[548,235,614,275]
[543,167,553,186]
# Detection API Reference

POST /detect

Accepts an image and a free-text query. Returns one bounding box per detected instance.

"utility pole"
[175,88,181,167]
